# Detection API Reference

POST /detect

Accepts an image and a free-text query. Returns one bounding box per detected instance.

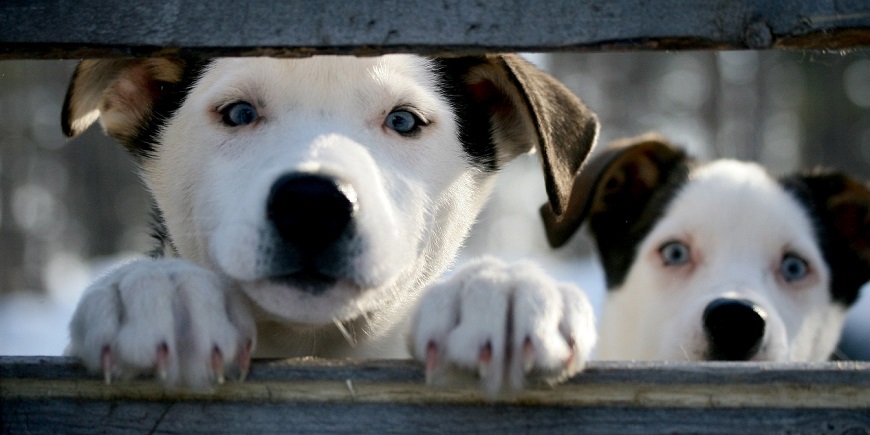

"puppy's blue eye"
[780,253,808,282]
[385,110,421,135]
[660,241,690,266]
[222,102,258,127]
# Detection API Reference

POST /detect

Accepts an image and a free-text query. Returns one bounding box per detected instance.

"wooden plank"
[1,0,870,59]
[2,357,869,433]
[5,400,869,435]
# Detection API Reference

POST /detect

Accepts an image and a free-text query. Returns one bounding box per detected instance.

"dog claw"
[479,341,493,363]
[478,341,493,379]
[425,341,438,384]
[522,336,535,373]
[101,345,112,385]
[155,342,169,381]
[212,346,225,385]
[564,336,577,373]
[237,339,252,382]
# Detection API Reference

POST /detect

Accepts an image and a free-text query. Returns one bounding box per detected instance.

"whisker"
[679,345,692,360]
[357,302,373,329]
[333,318,356,347]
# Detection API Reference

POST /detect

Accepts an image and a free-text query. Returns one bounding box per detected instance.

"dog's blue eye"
[222,102,258,127]
[780,253,808,282]
[385,110,421,135]
[660,241,690,266]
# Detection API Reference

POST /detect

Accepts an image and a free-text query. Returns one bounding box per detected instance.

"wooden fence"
[3,357,870,433]
[1,0,870,433]
[1,0,870,59]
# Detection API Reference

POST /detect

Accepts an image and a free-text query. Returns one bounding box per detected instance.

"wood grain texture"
[1,0,869,59]
[2,357,869,433]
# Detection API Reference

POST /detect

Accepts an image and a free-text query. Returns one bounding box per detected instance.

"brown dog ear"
[62,59,186,144]
[781,171,870,306]
[540,133,686,248]
[438,54,599,217]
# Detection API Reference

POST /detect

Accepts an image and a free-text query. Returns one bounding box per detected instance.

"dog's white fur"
[413,257,596,392]
[155,57,477,336]
[64,55,597,394]
[597,160,843,361]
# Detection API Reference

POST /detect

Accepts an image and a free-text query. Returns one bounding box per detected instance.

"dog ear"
[62,59,186,144]
[781,171,870,305]
[540,133,686,248]
[440,54,599,217]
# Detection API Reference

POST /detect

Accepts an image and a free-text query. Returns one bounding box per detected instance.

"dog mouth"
[268,271,340,295]
[239,269,369,325]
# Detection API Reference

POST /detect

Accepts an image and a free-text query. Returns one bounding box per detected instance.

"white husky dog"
[62,54,599,395]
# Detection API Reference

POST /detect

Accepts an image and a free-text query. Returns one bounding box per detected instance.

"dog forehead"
[659,160,821,257]
[191,55,442,109]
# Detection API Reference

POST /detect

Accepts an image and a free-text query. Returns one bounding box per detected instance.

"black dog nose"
[703,297,767,361]
[267,173,357,252]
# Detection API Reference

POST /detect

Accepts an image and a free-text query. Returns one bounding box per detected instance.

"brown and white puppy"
[542,134,869,361]
[63,54,599,395]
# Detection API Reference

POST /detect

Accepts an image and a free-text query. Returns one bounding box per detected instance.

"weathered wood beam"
[2,357,869,433]
[1,0,870,59]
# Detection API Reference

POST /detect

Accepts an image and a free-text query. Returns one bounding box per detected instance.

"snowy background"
[1,52,868,358]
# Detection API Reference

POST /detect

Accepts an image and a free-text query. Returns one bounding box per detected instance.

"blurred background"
[1,51,868,358]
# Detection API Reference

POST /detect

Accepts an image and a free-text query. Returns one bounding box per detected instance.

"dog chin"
[239,276,372,325]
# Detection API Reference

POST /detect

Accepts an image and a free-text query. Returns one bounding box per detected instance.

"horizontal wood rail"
[2,356,869,433]
[1,0,870,59]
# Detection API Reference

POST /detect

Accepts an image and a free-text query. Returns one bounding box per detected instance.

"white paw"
[67,258,256,387]
[411,257,596,397]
